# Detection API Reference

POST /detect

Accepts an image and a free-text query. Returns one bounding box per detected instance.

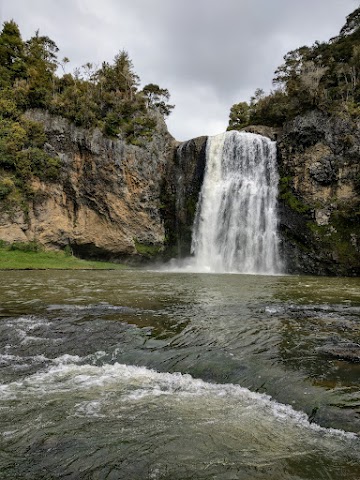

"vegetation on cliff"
[227,7,360,129]
[0,19,174,213]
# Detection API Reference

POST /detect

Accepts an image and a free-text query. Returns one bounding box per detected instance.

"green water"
[0,270,359,479]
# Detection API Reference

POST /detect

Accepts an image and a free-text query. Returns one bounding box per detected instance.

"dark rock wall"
[277,111,360,275]
[161,136,207,258]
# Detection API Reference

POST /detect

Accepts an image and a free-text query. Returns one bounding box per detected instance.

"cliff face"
[1,107,359,275]
[0,110,176,260]
[161,136,207,257]
[162,116,360,276]
[277,111,360,275]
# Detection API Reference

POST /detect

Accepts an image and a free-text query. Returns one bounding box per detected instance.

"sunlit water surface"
[0,270,360,479]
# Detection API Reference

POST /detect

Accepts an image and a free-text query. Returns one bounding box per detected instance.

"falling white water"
[191,131,282,274]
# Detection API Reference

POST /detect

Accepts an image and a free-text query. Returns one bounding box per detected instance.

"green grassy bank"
[0,242,126,270]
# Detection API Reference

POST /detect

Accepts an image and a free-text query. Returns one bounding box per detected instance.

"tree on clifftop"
[226,102,250,131]
[142,83,174,116]
[227,5,360,130]
[0,20,26,86]
[25,30,59,107]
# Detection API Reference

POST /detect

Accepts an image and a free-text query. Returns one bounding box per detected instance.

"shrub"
[0,177,14,199]
[9,241,43,252]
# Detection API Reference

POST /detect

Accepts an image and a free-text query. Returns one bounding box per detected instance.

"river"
[0,269,359,479]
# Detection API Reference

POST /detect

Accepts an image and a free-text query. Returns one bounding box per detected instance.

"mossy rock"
[134,239,162,257]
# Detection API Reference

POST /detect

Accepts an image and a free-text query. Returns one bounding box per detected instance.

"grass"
[0,243,127,270]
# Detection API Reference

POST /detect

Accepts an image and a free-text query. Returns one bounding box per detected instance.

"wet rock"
[317,342,360,362]
[309,156,337,185]
[161,136,208,256]
[315,208,332,226]
[277,110,360,276]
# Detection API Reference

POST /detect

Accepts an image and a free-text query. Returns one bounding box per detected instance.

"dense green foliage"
[0,21,62,206]
[0,20,173,138]
[50,51,173,143]
[0,19,174,207]
[228,7,360,129]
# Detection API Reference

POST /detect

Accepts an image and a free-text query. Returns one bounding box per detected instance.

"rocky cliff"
[162,114,360,276]
[1,108,359,275]
[0,110,176,260]
[277,111,360,275]
[161,136,207,258]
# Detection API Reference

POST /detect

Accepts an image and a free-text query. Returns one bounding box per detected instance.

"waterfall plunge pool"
[1,269,360,479]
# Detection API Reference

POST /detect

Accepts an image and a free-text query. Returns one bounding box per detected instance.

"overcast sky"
[1,0,358,141]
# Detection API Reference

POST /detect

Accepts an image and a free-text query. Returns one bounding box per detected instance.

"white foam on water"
[0,353,48,370]
[0,358,356,441]
[52,354,83,365]
[5,315,51,329]
[47,303,135,313]
[74,400,106,418]
[2,315,63,346]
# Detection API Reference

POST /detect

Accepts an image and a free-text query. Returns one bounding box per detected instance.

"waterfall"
[191,131,282,274]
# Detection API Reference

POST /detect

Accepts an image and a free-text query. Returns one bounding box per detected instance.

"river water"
[1,269,360,479]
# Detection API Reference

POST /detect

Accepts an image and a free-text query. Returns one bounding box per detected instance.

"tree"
[24,30,59,107]
[0,20,26,85]
[97,50,139,100]
[25,30,59,73]
[250,88,265,103]
[249,90,290,126]
[227,102,250,130]
[273,47,312,94]
[299,61,328,105]
[59,56,70,74]
[142,83,174,116]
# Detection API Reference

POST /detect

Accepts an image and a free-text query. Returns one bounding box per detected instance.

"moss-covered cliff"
[0,19,178,262]
[277,111,360,275]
